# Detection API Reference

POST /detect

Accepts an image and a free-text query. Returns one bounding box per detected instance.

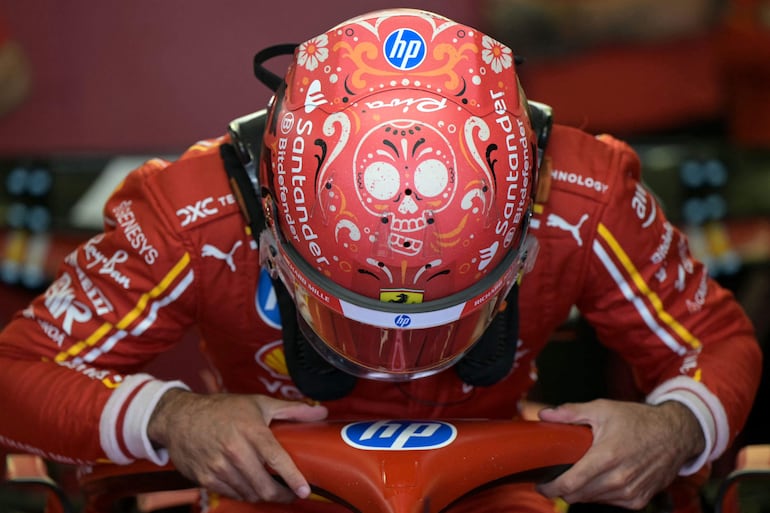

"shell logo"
[255,340,290,380]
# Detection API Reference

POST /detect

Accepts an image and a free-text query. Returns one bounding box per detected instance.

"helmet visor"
[293,282,504,380]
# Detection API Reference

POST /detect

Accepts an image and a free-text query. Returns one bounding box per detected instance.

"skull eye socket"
[414,159,448,197]
[364,162,400,200]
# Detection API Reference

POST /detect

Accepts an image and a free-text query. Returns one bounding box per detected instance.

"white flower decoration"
[481,35,513,73]
[297,34,329,71]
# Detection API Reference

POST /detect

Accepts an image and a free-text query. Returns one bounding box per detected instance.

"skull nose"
[399,194,419,214]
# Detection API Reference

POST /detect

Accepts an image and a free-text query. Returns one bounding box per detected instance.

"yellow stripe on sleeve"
[55,253,192,362]
[597,223,702,350]
[115,253,191,330]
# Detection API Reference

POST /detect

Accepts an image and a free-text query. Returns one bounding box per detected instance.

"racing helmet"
[258,8,540,382]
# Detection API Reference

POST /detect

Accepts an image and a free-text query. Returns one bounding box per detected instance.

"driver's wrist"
[148,387,191,448]
[99,374,189,465]
[657,400,706,461]
[646,376,727,475]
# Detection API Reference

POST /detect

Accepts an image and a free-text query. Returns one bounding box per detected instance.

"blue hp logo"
[342,420,457,450]
[394,314,412,327]
[384,29,426,70]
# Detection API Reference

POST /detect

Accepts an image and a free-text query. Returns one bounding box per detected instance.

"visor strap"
[272,278,357,401]
[455,285,520,387]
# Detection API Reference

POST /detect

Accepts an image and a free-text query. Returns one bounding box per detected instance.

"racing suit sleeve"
[0,157,197,466]
[577,136,762,475]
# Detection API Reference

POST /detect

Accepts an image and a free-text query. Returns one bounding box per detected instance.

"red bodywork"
[78,419,592,513]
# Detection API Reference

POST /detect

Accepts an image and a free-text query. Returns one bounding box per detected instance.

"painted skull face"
[355,120,456,256]
[260,7,536,304]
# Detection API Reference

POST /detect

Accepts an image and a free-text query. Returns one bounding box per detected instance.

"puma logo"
[546,213,589,246]
[201,240,243,272]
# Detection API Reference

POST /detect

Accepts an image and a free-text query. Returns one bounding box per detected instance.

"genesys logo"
[383,29,426,70]
[341,420,457,450]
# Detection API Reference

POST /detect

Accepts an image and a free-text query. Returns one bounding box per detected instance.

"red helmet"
[259,8,538,381]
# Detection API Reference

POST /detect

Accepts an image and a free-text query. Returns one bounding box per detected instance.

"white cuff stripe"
[123,379,190,465]
[648,389,714,475]
[647,376,729,475]
[99,374,189,465]
[99,374,153,464]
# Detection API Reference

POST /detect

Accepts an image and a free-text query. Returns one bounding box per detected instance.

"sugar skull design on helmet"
[259,8,538,381]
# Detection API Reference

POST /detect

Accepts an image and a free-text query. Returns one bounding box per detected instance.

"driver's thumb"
[537,403,583,424]
[262,396,329,423]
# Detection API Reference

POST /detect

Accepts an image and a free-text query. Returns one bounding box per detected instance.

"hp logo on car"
[341,420,457,450]
[383,28,426,70]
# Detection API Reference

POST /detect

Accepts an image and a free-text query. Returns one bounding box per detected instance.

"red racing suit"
[0,124,761,506]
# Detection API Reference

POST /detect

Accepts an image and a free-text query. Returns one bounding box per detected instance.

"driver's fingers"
[248,457,298,503]
[537,445,614,501]
[196,458,255,503]
[251,426,311,499]
[215,434,296,503]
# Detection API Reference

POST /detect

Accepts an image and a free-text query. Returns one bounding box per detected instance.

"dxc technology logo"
[341,420,457,450]
[383,29,426,70]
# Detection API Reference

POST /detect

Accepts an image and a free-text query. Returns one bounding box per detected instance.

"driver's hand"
[147,389,328,503]
[536,399,705,509]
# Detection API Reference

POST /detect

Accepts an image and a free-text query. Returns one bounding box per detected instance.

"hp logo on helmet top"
[384,29,426,70]
[394,314,412,327]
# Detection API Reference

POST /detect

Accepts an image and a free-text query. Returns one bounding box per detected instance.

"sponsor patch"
[383,29,427,70]
[379,289,424,304]
[256,268,282,329]
[342,420,457,450]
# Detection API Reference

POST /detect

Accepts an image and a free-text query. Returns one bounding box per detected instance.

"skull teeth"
[392,217,426,233]
[389,233,422,256]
